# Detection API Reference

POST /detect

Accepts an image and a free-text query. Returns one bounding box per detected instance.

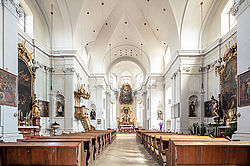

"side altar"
[117,83,135,132]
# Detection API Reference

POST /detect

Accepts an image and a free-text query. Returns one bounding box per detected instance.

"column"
[142,91,147,129]
[231,1,250,141]
[64,67,75,132]
[0,0,23,142]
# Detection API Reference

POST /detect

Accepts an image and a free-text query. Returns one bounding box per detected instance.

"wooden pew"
[147,134,226,166]
[163,137,228,166]
[40,135,97,164]
[0,142,82,166]
[64,132,105,155]
[168,141,250,166]
[136,130,166,144]
[22,138,91,166]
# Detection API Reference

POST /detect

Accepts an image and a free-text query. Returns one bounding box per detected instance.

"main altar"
[117,83,135,132]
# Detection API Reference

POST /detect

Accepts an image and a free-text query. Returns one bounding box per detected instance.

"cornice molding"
[231,0,250,17]
[1,0,23,18]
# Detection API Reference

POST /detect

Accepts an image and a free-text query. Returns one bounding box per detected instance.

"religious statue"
[56,101,64,117]
[32,97,40,118]
[79,84,86,93]
[189,101,196,117]
[90,109,96,120]
[211,96,220,124]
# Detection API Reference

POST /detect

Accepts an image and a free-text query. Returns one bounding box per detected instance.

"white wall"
[0,0,22,141]
[232,2,250,141]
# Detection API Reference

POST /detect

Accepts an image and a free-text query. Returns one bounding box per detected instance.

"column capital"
[1,0,24,18]
[231,0,250,17]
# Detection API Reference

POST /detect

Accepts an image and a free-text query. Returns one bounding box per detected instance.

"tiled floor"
[93,134,159,166]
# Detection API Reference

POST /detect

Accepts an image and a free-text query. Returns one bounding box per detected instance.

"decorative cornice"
[231,0,250,17]
[62,67,75,74]
[1,0,24,18]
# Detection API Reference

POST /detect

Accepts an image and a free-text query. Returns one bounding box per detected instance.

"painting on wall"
[120,83,133,104]
[97,119,101,125]
[0,68,17,107]
[204,101,215,117]
[157,109,163,120]
[18,58,33,116]
[238,70,250,107]
[39,100,49,117]
[221,56,237,111]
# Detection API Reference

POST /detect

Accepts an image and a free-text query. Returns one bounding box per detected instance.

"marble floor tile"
[93,134,159,166]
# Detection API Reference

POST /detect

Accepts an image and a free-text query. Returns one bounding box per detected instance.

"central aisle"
[93,134,159,166]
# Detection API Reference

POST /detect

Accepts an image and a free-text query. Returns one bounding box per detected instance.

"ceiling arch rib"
[107,56,147,79]
[103,44,151,75]
[57,0,73,49]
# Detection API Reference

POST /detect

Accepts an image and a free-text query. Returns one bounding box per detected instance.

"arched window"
[109,73,117,89]
[121,76,131,85]
[18,0,33,38]
[135,73,143,89]
[221,0,237,37]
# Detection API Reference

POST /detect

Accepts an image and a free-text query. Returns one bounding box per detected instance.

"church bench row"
[136,130,169,144]
[143,133,232,166]
[136,130,250,166]
[0,130,116,166]
[168,141,250,165]
[42,129,116,165]
[0,142,83,166]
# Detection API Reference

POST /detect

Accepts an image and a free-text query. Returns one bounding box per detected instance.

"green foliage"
[189,122,207,136]
[224,123,237,138]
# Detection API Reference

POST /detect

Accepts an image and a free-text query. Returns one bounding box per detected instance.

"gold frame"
[18,42,36,98]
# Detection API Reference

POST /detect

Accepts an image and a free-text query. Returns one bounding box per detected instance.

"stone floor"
[93,134,159,166]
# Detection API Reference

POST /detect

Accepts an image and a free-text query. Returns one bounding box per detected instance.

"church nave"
[93,134,159,166]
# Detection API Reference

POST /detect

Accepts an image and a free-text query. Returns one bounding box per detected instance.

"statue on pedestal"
[189,101,196,117]
[32,97,40,118]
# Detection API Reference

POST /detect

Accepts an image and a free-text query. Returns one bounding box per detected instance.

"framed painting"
[238,70,250,107]
[97,119,101,125]
[0,68,17,107]
[18,58,34,116]
[204,101,215,117]
[221,56,237,111]
[39,100,49,117]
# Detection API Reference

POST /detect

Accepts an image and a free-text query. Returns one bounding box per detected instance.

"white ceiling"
[35,0,217,73]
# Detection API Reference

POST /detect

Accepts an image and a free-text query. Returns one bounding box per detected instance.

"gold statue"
[211,96,219,118]
[32,98,40,118]
[79,84,86,93]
